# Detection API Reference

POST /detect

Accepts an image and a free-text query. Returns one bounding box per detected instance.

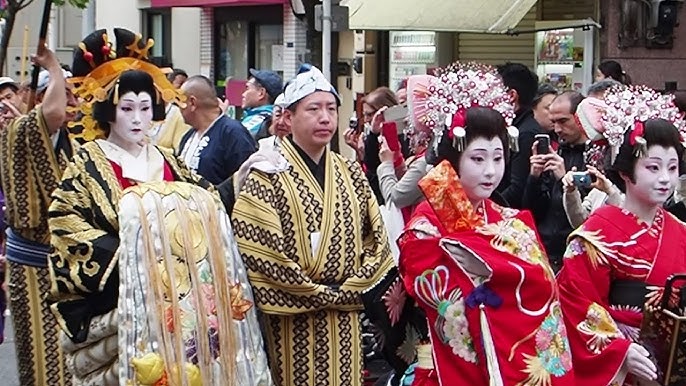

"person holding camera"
[556,85,686,386]
[523,91,588,272]
[376,75,435,214]
[559,95,625,228]
[562,165,624,228]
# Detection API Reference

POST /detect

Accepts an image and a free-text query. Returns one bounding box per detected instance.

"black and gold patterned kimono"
[48,141,209,343]
[231,137,394,386]
[0,108,75,386]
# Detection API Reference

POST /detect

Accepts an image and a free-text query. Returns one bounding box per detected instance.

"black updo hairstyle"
[92,70,166,134]
[607,118,685,192]
[598,60,632,85]
[433,107,509,174]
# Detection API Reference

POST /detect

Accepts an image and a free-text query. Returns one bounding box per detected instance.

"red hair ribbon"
[447,109,467,139]
[629,121,645,146]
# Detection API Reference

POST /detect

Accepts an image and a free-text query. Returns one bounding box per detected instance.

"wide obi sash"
[609,280,650,308]
[5,228,50,268]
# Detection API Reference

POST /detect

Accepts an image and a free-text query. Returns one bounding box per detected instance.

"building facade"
[2,1,82,79]
[600,0,686,89]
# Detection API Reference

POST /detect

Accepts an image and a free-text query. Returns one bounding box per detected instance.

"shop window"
[213,5,283,88]
[143,9,172,67]
[255,24,283,78]
[216,21,249,84]
[58,5,83,49]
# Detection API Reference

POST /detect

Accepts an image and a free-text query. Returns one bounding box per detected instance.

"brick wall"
[200,7,214,79]
[282,3,308,81]
[600,0,686,89]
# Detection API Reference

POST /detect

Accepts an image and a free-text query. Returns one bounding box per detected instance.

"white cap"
[283,65,340,107]
[36,68,72,93]
[0,76,18,90]
[274,93,287,109]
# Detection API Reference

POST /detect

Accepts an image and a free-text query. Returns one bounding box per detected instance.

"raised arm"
[33,46,67,134]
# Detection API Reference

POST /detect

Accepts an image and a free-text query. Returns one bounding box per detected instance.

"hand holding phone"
[381,121,401,152]
[383,105,409,122]
[571,171,597,189]
[535,134,550,155]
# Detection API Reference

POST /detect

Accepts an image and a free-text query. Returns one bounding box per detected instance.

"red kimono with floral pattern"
[557,205,686,386]
[398,161,576,386]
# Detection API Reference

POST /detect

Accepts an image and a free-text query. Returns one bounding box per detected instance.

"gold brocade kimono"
[0,108,76,386]
[0,108,75,243]
[232,138,394,386]
[48,141,210,343]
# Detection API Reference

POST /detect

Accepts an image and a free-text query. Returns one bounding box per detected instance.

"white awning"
[341,0,539,33]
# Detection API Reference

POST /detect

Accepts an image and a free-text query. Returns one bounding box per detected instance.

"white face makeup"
[624,145,680,208]
[457,136,506,207]
[109,91,154,148]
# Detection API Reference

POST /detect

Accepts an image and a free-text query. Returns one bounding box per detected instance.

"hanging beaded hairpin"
[602,85,686,160]
[412,62,518,152]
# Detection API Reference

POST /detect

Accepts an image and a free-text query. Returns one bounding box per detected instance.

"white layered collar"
[96,139,165,183]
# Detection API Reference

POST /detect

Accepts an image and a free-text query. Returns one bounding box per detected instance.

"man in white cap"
[0,46,77,386]
[257,93,289,151]
[231,65,393,386]
[0,76,25,116]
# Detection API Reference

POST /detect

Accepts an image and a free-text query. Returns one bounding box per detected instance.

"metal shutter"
[456,4,538,68]
[540,0,597,20]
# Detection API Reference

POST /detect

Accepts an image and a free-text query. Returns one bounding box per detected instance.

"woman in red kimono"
[557,85,686,386]
[398,63,575,386]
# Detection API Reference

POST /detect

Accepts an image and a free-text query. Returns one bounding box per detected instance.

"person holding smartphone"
[523,91,589,273]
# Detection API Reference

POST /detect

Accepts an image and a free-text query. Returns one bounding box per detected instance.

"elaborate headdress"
[409,62,518,152]
[602,84,686,159]
[575,96,611,170]
[68,28,185,141]
[405,74,436,152]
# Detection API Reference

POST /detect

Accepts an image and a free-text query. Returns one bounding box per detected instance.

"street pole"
[322,0,331,80]
[27,0,54,110]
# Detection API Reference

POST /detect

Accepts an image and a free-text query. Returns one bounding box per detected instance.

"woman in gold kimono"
[48,29,271,386]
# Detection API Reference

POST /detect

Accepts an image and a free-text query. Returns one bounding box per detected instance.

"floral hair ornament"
[415,62,517,152]
[602,84,686,160]
[406,74,438,153]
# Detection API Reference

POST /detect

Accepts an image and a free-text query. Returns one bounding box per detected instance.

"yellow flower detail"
[131,352,165,385]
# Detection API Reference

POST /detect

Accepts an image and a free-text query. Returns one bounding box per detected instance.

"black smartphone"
[535,134,550,155]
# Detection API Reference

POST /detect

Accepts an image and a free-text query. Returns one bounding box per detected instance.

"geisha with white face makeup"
[106,90,154,155]
[49,62,272,385]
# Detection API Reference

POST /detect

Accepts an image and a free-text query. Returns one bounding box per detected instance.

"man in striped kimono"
[231,66,393,386]
[0,46,77,386]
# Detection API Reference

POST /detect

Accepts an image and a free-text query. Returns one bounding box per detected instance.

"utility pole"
[322,0,331,80]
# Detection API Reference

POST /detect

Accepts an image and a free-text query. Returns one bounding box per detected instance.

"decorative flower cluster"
[421,62,515,141]
[442,300,477,363]
[602,84,686,149]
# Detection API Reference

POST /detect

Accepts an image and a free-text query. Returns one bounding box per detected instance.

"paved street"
[1,315,20,386]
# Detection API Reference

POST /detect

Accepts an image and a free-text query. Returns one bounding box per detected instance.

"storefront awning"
[150,0,285,7]
[341,0,538,33]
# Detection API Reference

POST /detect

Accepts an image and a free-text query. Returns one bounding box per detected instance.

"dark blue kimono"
[178,115,256,185]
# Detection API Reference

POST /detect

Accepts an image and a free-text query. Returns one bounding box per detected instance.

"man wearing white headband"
[232,65,393,386]
[0,46,77,386]
[256,93,289,151]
